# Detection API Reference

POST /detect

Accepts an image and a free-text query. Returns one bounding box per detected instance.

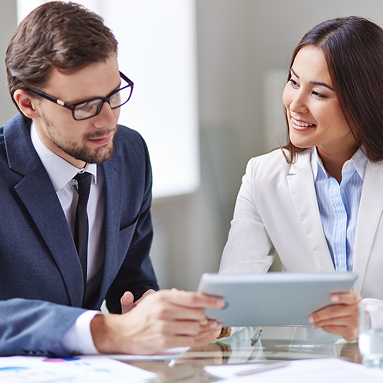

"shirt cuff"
[62,310,100,355]
[217,327,232,339]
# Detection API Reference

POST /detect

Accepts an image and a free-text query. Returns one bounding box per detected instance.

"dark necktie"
[74,172,92,290]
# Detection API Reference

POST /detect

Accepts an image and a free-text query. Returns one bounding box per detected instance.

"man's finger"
[135,289,157,305]
[159,290,225,309]
[151,300,208,322]
[121,291,135,313]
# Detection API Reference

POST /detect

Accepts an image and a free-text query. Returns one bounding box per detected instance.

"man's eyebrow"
[70,81,121,104]
[290,67,334,91]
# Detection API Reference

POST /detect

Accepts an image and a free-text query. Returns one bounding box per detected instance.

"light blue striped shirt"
[311,148,367,271]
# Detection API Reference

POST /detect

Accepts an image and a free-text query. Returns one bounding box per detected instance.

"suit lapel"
[98,155,124,301]
[5,114,84,307]
[14,169,84,306]
[287,149,334,271]
[353,160,383,293]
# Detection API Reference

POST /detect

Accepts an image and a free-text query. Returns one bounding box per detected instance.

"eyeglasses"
[25,71,134,121]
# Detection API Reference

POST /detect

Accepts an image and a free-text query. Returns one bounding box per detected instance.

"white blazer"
[220,147,383,299]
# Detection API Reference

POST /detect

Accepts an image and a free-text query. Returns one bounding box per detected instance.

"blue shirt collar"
[311,146,368,181]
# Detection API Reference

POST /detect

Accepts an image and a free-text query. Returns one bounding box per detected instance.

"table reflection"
[123,326,362,382]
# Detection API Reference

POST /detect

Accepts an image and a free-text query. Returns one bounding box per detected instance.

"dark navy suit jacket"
[0,113,159,357]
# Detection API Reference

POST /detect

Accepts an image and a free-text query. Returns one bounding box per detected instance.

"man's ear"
[13,89,40,119]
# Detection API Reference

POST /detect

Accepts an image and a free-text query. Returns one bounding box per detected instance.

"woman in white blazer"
[219,16,383,342]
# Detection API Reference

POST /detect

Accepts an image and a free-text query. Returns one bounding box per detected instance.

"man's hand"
[191,323,223,347]
[308,291,362,341]
[91,289,225,354]
[120,289,156,314]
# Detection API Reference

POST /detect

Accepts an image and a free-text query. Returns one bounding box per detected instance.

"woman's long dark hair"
[284,16,383,163]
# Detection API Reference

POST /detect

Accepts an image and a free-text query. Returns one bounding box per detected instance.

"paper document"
[205,358,383,382]
[0,355,156,383]
[108,346,190,361]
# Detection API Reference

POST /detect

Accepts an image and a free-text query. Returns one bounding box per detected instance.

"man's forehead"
[43,57,120,102]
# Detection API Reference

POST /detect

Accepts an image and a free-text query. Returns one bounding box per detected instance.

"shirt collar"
[311,148,320,178]
[30,122,98,192]
[351,147,368,180]
[311,146,368,181]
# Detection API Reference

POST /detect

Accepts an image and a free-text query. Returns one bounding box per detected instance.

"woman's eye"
[289,78,299,88]
[312,91,327,99]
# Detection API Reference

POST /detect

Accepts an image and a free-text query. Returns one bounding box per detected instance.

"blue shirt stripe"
[311,148,367,271]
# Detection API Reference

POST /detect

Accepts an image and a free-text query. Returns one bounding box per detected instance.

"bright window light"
[17,0,200,198]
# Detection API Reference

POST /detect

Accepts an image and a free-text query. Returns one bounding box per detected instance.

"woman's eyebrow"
[290,67,299,78]
[290,67,334,91]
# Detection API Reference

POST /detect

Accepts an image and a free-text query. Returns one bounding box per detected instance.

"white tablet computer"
[197,272,358,326]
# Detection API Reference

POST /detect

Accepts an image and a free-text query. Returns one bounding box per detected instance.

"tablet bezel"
[197,272,358,326]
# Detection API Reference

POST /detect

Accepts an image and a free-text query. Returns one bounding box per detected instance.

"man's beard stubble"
[42,114,116,164]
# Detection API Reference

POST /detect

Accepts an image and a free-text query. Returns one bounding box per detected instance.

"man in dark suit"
[0,1,223,357]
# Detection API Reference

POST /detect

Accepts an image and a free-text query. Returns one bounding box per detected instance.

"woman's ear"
[13,89,40,119]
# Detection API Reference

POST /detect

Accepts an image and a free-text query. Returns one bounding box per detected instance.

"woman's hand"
[308,291,362,341]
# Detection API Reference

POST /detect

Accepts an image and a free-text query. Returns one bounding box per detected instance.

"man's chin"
[70,144,114,165]
[88,146,114,164]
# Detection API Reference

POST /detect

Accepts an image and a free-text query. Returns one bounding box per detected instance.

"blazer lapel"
[14,170,84,306]
[98,155,124,301]
[353,160,383,293]
[286,149,334,271]
[5,114,84,307]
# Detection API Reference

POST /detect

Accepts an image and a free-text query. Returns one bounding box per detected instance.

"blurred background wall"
[2,0,383,291]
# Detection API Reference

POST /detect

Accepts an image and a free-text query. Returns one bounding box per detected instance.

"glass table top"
[120,326,362,382]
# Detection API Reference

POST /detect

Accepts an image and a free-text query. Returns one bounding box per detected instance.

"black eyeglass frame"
[25,71,134,121]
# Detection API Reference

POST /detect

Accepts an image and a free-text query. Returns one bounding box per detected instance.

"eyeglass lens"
[74,86,132,120]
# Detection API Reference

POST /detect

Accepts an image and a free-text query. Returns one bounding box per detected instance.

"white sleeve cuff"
[62,310,101,355]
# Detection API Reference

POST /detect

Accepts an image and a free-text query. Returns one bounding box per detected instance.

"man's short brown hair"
[5,1,118,102]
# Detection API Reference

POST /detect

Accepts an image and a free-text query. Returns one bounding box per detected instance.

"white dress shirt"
[31,123,103,354]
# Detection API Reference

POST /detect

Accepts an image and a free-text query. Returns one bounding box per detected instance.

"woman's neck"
[317,144,359,183]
